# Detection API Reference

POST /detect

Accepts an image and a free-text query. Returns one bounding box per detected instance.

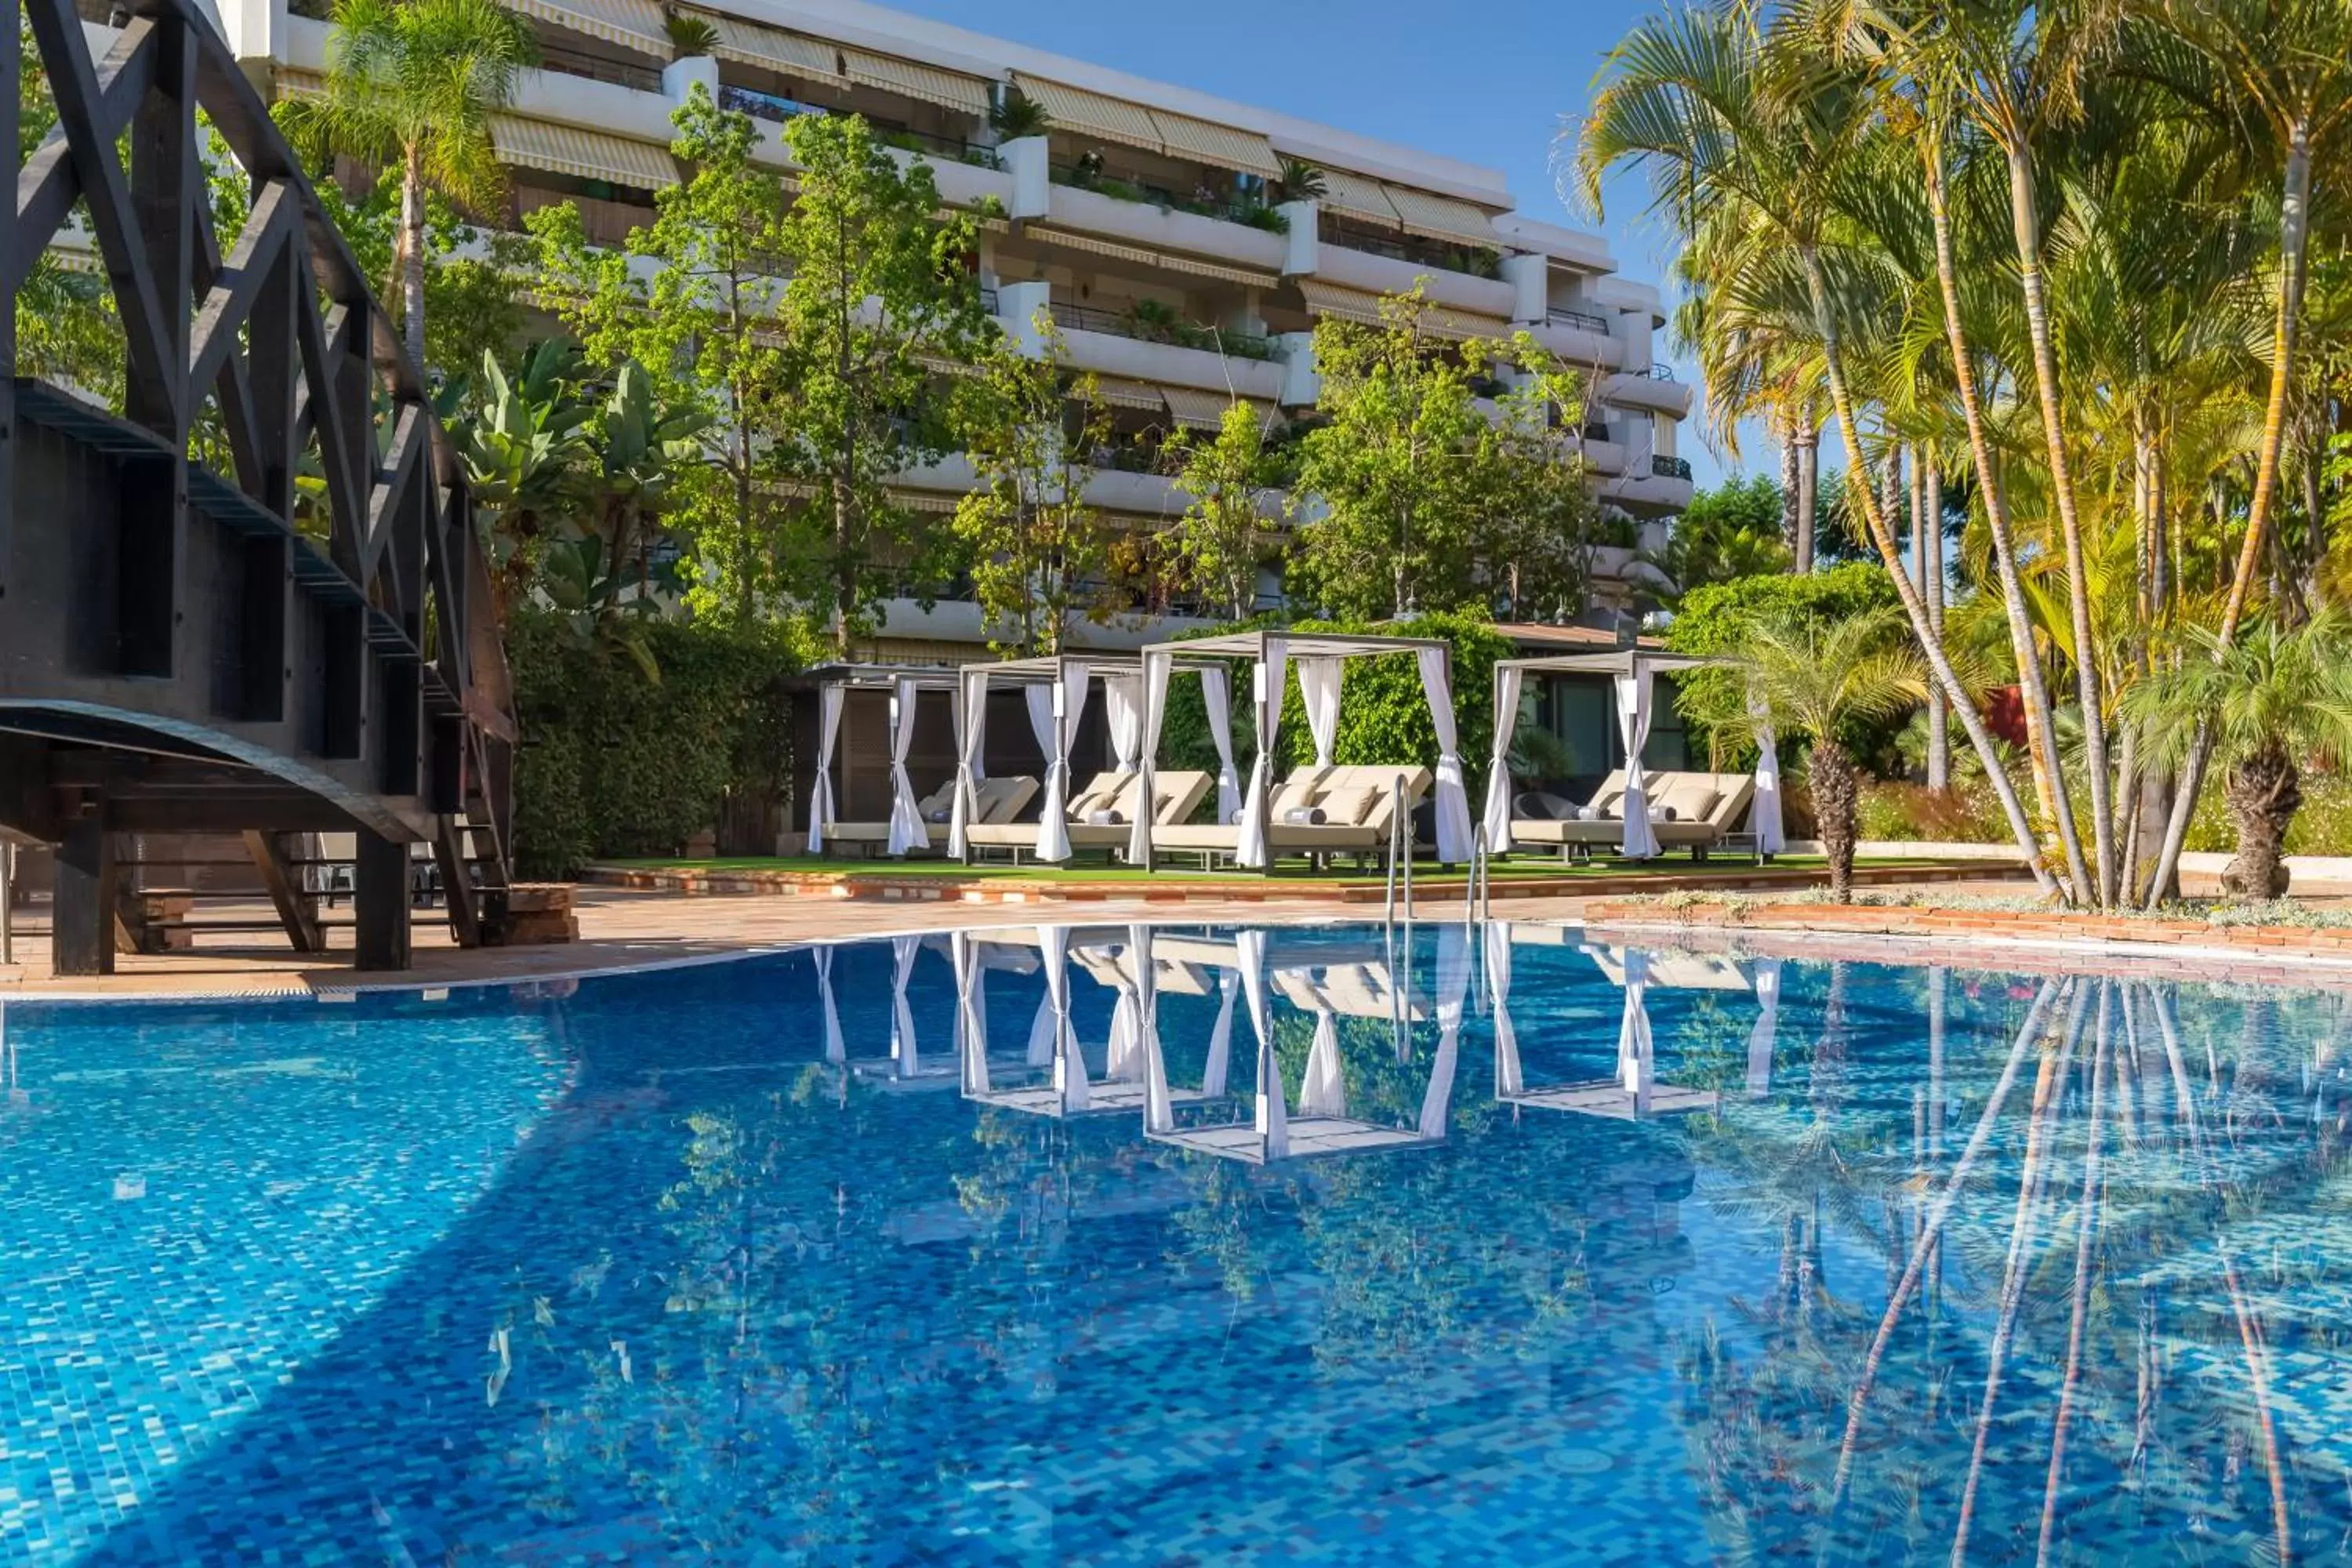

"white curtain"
[1129,649,1173,866]
[1104,674,1144,771]
[1296,657,1343,766]
[1420,924,1468,1139]
[954,931,991,1094]
[950,667,990,858]
[1039,924,1086,1110]
[1301,1005,1345,1117]
[815,944,845,1065]
[1416,647,1475,863]
[1750,692,1787,855]
[1746,956,1782,1098]
[886,679,927,857]
[1486,921,1521,1097]
[1615,666,1661,858]
[1481,663,1525,854]
[1239,927,1287,1156]
[1105,949,1142,1083]
[1203,967,1236,1098]
[1617,947,1655,1112]
[806,683,844,853]
[1236,637,1289,868]
[889,934,921,1077]
[1201,666,1242,824]
[1029,663,1090,861]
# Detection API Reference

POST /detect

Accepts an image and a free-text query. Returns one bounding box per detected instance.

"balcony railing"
[722,84,821,124]
[1046,301,1276,361]
[876,124,1004,171]
[539,42,663,94]
[1651,454,1693,481]
[1547,307,1611,335]
[978,284,1000,314]
[1047,164,1288,234]
[1321,219,1501,279]
[1628,362,1679,381]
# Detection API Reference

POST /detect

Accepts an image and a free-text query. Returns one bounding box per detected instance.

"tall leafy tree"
[949,319,1112,654]
[281,0,535,365]
[772,111,990,648]
[1166,401,1279,622]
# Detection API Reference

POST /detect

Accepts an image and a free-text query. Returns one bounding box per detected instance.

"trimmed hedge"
[507,612,807,877]
[1664,563,1907,770]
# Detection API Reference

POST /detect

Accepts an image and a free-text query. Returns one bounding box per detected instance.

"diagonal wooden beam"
[363,403,426,587]
[22,0,176,422]
[190,179,266,500]
[298,296,369,579]
[189,179,295,398]
[241,829,325,953]
[9,20,158,294]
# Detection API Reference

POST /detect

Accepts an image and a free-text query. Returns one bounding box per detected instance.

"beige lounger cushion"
[1318,782,1380,826]
[1657,778,1721,823]
[977,775,1039,824]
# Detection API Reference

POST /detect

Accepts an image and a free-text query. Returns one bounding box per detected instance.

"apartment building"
[209,0,1697,657]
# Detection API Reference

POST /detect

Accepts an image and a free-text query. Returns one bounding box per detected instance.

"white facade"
[225,0,1693,642]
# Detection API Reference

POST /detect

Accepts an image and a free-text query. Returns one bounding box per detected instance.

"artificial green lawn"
[594,852,1897,885]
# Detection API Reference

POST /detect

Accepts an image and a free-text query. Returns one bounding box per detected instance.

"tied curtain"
[1129,650,1172,868]
[1104,674,1144,773]
[1415,647,1475,863]
[1616,946,1655,1112]
[1486,921,1521,1097]
[1749,693,1787,855]
[953,931,992,1095]
[885,679,927,857]
[1025,662,1091,861]
[1420,924,1468,1139]
[806,683,844,853]
[1615,667,1661,858]
[1235,638,1290,869]
[1036,923,1085,1111]
[949,667,991,858]
[814,943,845,1065]
[888,935,922,1077]
[1480,663,1525,855]
[1200,667,1241,823]
[1296,658,1342,767]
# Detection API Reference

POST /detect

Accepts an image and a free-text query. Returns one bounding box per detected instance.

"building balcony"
[1312,240,1517,320]
[1578,435,1628,477]
[1599,470,1696,517]
[1599,364,1693,418]
[1650,453,1693,481]
[1527,311,1618,370]
[1040,183,1290,277]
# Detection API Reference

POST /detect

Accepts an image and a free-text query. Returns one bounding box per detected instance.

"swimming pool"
[3,922,2347,1563]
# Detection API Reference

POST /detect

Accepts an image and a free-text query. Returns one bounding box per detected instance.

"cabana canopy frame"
[949,654,1225,862]
[1482,648,1780,858]
[1134,631,1475,869]
[798,664,964,856]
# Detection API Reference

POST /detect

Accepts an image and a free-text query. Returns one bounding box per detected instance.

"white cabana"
[1146,927,1462,1163]
[798,664,963,856]
[1133,630,1475,869]
[1483,648,1759,859]
[965,925,1217,1120]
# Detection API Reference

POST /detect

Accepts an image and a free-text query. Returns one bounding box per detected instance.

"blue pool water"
[4,922,2351,1564]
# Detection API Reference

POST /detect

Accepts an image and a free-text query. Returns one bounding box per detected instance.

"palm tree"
[449,337,591,625]
[1730,605,1926,898]
[988,88,1050,141]
[281,0,537,367]
[2122,609,2352,898]
[1579,5,2062,898]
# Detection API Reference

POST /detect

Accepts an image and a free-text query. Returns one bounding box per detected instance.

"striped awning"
[1298,279,1387,325]
[1161,385,1281,433]
[501,0,664,56]
[1023,227,1160,270]
[1016,74,1162,154]
[1313,168,1400,227]
[704,16,844,82]
[1148,108,1281,179]
[1152,250,1278,290]
[274,66,324,101]
[1421,303,1512,342]
[1385,184,1501,250]
[1083,376,1168,412]
[888,488,964,515]
[490,116,678,189]
[843,48,991,115]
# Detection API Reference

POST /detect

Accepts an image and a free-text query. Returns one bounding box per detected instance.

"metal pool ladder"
[1465,823,1491,925]
[1383,774,1414,924]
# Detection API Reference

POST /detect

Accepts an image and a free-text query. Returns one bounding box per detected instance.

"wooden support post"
[242,828,323,953]
[432,819,481,949]
[53,811,115,976]
[352,829,412,971]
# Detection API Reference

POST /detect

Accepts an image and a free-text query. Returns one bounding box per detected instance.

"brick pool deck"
[9,873,2352,997]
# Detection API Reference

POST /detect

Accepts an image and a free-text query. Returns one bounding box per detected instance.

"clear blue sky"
[876,0,1747,488]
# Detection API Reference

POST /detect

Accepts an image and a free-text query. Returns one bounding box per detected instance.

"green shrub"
[1664,562,1907,770]
[507,611,808,876]
[2185,766,2352,857]
[1857,778,2013,843]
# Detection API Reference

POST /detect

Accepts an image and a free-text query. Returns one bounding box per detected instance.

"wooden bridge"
[0,0,517,971]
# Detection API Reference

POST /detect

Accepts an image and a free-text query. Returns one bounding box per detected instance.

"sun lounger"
[821,775,1037,856]
[964,771,1214,862]
[1506,769,1757,861]
[1148,764,1432,869]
